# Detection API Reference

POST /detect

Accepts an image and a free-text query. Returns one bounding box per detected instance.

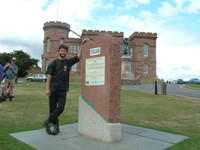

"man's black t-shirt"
[46,56,79,92]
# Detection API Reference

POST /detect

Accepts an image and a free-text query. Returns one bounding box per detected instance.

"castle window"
[125,65,130,71]
[130,48,133,56]
[70,45,73,53]
[143,64,148,74]
[71,64,77,71]
[74,45,77,53]
[46,59,50,70]
[77,45,80,53]
[69,44,79,53]
[143,44,148,56]
[47,38,51,52]
[60,39,64,44]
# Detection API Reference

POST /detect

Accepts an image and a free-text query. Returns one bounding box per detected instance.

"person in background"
[2,57,18,101]
[0,62,3,102]
[42,39,88,135]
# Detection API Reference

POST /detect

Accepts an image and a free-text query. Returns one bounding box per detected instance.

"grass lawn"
[0,80,200,150]
[184,84,200,90]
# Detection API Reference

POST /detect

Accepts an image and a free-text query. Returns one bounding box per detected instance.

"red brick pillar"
[78,33,121,143]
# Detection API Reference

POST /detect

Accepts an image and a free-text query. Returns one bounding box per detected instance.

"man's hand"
[46,75,52,96]
[81,38,91,45]
[78,38,92,59]
[46,89,51,96]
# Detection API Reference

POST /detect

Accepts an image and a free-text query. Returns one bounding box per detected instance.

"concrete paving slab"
[10,123,188,150]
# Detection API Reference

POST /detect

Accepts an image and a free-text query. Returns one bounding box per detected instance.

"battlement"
[43,21,70,31]
[129,31,157,40]
[82,29,124,37]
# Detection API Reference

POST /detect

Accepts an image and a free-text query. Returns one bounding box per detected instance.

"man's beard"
[59,53,66,58]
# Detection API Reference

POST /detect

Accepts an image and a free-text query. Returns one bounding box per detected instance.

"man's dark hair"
[58,44,68,52]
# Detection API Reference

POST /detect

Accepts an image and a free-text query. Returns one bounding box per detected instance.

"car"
[175,79,184,84]
[188,78,200,84]
[27,74,47,82]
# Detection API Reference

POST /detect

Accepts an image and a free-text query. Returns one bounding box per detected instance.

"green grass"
[184,84,200,90]
[140,76,163,84]
[0,81,200,149]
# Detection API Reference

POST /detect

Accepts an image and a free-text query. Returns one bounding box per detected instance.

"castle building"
[42,21,157,77]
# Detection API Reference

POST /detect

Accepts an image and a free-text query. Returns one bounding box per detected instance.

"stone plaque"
[85,56,105,86]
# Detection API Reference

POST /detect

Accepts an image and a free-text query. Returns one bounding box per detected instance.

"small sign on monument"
[90,47,101,56]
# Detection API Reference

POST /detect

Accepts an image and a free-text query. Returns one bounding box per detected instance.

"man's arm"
[77,38,91,59]
[46,74,52,96]
[3,63,10,71]
[9,66,18,75]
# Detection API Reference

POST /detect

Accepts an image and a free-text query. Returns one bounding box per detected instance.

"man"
[2,57,18,101]
[43,39,88,135]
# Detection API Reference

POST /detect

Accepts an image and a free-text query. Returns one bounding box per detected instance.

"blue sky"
[0,0,200,81]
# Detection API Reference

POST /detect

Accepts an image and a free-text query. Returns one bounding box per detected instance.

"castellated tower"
[129,32,157,77]
[42,21,71,72]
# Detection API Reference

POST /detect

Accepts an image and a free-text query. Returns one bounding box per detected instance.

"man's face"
[11,60,16,64]
[59,48,67,58]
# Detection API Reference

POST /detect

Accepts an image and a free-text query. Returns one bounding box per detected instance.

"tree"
[0,50,39,77]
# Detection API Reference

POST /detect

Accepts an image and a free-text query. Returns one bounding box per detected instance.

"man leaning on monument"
[2,57,18,101]
[42,38,89,135]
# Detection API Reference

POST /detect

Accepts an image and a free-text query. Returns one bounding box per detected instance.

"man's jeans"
[48,91,67,124]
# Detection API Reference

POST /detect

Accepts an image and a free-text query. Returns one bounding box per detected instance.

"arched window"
[143,44,148,56]
[47,38,50,52]
[60,38,64,44]
[143,64,148,74]
[46,59,50,70]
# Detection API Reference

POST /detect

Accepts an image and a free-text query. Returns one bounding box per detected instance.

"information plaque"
[85,56,105,86]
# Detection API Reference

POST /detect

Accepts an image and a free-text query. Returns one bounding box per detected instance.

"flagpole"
[56,0,59,21]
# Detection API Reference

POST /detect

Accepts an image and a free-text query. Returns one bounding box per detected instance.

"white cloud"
[158,2,183,17]
[187,0,200,13]
[125,0,138,9]
[137,0,150,4]
[173,0,187,8]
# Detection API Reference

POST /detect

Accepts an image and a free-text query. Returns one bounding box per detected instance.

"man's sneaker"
[2,95,6,101]
[0,96,3,102]
[9,95,15,101]
[42,120,51,134]
[51,124,60,135]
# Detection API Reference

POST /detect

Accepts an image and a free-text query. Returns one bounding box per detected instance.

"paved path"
[10,123,187,150]
[122,84,200,99]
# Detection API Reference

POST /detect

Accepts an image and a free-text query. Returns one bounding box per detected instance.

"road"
[122,84,200,99]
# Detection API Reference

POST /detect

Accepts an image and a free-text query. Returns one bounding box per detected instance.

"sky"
[0,0,200,81]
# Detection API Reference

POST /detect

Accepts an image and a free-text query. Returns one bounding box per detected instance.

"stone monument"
[121,38,140,85]
[78,33,121,143]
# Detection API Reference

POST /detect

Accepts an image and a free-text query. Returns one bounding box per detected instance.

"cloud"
[186,0,200,13]
[158,2,183,17]
[125,0,138,9]
[137,0,150,4]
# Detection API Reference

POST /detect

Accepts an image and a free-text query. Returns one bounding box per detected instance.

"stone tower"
[129,32,157,77]
[42,21,70,72]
